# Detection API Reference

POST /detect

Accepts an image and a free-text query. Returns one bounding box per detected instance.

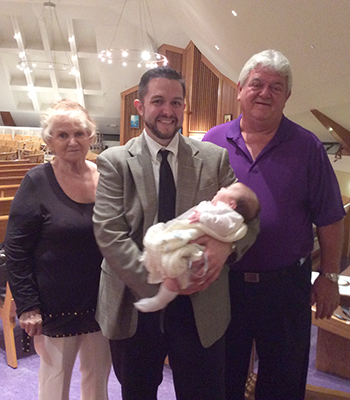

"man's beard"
[144,120,181,141]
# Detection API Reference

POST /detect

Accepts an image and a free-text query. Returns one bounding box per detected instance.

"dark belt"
[231,256,309,283]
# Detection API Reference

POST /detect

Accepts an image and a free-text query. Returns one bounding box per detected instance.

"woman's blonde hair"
[41,99,97,144]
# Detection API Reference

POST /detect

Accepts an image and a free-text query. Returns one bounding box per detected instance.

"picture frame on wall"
[224,114,232,123]
[130,115,139,129]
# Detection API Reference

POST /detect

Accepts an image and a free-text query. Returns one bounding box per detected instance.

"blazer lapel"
[176,136,203,215]
[126,134,203,225]
[127,134,158,231]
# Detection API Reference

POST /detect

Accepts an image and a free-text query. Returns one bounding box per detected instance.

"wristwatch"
[320,272,339,283]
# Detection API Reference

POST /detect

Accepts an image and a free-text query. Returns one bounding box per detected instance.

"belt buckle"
[244,272,260,283]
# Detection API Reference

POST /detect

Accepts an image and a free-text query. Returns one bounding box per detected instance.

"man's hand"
[180,235,231,295]
[311,276,340,319]
[19,308,43,336]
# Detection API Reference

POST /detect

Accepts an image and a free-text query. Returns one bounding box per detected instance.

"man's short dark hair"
[138,67,186,103]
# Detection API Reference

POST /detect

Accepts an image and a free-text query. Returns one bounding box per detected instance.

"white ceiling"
[0,0,349,143]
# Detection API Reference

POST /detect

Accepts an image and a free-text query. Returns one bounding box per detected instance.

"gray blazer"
[93,133,259,348]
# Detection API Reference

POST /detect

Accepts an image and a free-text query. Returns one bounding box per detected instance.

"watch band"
[320,272,339,283]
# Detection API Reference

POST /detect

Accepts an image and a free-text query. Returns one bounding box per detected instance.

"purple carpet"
[1,321,350,399]
[0,320,176,400]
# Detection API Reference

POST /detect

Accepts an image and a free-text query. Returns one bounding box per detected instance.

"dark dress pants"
[110,295,226,400]
[225,258,312,400]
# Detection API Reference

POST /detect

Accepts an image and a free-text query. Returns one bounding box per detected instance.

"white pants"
[34,331,111,400]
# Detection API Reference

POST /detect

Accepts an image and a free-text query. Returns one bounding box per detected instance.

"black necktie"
[158,150,176,223]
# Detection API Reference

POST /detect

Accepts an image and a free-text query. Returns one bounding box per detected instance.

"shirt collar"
[227,114,292,145]
[226,114,243,141]
[143,129,179,163]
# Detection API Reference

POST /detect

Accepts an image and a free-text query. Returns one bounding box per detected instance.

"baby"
[134,182,260,312]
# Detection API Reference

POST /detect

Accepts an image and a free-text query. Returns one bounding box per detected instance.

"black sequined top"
[5,163,102,337]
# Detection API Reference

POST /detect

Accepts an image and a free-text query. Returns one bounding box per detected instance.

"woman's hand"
[19,308,43,336]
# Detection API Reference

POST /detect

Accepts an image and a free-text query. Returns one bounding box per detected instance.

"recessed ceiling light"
[232,10,237,16]
[215,45,220,50]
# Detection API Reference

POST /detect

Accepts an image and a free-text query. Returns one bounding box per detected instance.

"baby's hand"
[188,210,201,224]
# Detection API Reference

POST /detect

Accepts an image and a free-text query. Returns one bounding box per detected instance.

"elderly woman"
[5,99,111,400]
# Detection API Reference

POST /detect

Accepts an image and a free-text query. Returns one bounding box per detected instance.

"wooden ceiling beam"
[0,112,16,126]
[311,109,350,152]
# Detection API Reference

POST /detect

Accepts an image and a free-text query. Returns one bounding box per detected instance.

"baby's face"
[211,187,235,207]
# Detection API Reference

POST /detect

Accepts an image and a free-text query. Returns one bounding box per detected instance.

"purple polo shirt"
[203,115,345,271]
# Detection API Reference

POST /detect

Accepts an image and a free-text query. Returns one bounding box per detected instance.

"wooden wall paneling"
[216,79,223,126]
[221,80,239,122]
[120,86,142,145]
[188,46,205,133]
[125,91,142,145]
[181,42,196,137]
[166,50,183,75]
[158,44,184,74]
[190,57,219,133]
[229,76,240,119]
[200,54,239,127]
[158,44,186,135]
[200,61,219,131]
[120,90,126,145]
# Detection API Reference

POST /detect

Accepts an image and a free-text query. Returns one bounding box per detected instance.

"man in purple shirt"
[203,49,345,400]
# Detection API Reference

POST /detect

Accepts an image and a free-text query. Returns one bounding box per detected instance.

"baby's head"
[211,183,260,222]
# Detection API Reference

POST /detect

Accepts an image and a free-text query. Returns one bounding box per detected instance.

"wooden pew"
[0,177,24,186]
[0,214,8,241]
[0,169,30,178]
[0,159,37,165]
[0,283,17,369]
[0,215,17,368]
[0,163,39,170]
[0,152,16,161]
[0,185,20,198]
[0,197,13,216]
[22,151,45,163]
